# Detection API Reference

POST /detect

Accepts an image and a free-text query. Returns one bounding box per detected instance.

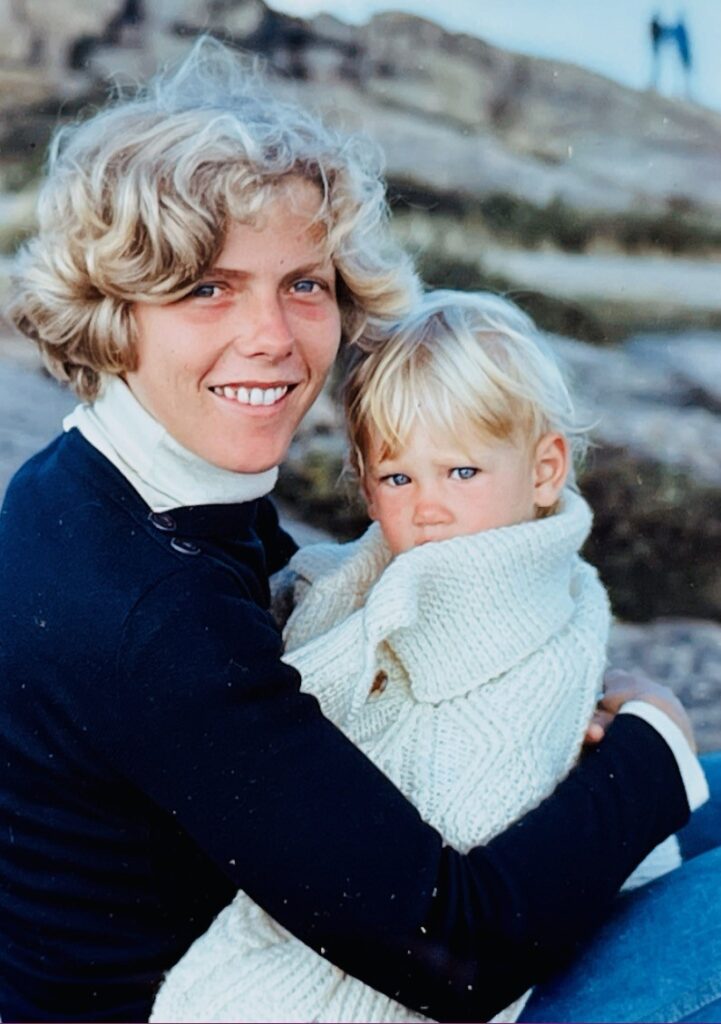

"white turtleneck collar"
[63,376,279,512]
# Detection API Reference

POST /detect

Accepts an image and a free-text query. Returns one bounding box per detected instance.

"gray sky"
[268,0,721,112]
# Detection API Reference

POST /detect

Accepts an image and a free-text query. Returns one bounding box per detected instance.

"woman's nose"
[233,294,294,361]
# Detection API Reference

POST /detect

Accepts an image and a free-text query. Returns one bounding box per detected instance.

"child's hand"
[584,703,612,746]
[584,669,696,752]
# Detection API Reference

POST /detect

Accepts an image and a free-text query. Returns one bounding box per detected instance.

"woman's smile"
[210,383,293,407]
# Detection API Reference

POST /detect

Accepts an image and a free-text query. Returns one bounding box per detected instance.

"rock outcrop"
[2,0,721,226]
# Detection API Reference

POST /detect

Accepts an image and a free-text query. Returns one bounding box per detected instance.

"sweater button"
[148,511,177,532]
[170,537,201,556]
[371,670,388,694]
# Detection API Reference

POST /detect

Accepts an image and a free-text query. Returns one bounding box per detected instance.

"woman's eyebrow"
[208,267,250,279]
[282,261,334,280]
[208,262,334,282]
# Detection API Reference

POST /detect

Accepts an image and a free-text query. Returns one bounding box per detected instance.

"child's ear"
[533,433,569,509]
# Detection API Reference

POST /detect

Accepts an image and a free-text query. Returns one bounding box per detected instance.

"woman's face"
[126,180,342,472]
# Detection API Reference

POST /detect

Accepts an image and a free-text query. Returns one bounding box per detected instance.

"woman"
[0,38,712,1023]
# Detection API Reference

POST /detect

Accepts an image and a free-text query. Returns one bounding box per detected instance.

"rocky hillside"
[2,0,721,230]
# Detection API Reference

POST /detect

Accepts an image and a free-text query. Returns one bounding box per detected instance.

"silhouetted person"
[649,12,693,100]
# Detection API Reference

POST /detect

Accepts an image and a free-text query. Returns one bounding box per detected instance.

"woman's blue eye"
[190,283,221,299]
[451,467,478,480]
[385,473,411,487]
[292,279,320,294]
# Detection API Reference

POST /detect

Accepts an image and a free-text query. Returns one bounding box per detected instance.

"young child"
[151,290,679,1023]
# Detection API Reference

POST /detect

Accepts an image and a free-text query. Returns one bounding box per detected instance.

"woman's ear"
[533,433,569,510]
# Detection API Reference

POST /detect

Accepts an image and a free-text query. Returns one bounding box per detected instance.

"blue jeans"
[522,753,721,1023]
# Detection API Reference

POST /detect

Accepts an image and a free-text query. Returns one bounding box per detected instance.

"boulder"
[549,332,721,487]
[608,619,721,753]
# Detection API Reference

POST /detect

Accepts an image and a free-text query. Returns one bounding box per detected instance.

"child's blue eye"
[451,467,478,480]
[385,473,411,487]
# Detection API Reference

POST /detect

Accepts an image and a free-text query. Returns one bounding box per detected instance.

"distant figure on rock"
[649,11,694,100]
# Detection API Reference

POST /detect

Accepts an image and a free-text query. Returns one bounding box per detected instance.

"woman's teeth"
[212,384,289,406]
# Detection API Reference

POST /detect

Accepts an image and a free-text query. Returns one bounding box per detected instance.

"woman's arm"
[106,566,694,1023]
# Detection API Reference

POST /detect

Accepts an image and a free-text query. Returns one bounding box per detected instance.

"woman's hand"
[584,668,696,752]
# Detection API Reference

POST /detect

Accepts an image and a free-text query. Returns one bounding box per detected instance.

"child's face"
[363,421,567,557]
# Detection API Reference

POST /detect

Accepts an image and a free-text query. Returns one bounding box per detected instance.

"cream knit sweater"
[151,492,674,1023]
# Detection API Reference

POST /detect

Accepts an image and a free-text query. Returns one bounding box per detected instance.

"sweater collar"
[375,490,594,703]
[287,492,597,710]
[63,376,278,512]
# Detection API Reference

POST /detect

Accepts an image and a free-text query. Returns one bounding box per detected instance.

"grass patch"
[581,448,721,622]
[389,179,721,257]
[414,249,613,344]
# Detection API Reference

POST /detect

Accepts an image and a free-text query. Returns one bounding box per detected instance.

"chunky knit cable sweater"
[151,492,663,1023]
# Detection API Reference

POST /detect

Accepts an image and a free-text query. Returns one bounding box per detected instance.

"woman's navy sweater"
[0,429,690,1022]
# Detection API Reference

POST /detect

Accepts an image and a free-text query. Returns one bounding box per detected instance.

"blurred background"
[0,0,719,745]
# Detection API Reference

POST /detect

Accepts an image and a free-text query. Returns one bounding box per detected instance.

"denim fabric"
[522,753,721,1023]
[679,752,721,861]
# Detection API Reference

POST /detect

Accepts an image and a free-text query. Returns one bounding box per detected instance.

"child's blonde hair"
[345,289,586,487]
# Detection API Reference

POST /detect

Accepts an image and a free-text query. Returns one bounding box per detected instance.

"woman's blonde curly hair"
[8,36,419,400]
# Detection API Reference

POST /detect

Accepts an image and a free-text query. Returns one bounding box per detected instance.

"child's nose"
[412,497,453,526]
